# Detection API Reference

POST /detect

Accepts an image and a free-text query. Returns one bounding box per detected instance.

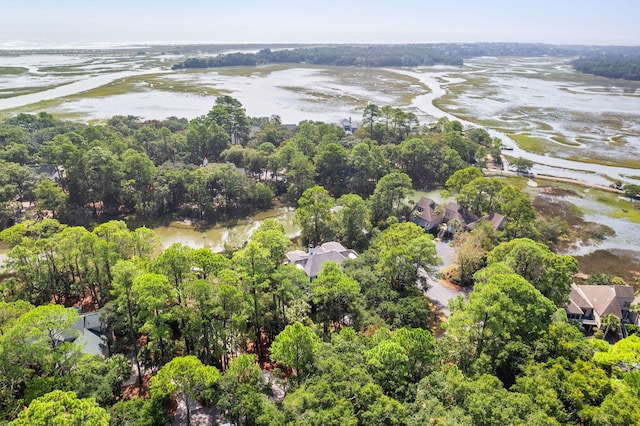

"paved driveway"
[422,240,468,317]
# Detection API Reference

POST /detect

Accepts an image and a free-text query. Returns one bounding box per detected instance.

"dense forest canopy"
[171,42,640,72]
[0,100,500,229]
[1,95,639,425]
[572,54,640,80]
[172,45,464,69]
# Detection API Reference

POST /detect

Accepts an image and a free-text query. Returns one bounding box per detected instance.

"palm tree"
[601,314,621,340]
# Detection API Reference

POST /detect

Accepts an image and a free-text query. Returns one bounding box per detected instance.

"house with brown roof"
[411,197,444,232]
[565,283,639,331]
[444,202,480,232]
[286,242,358,280]
[467,212,507,232]
[411,198,506,235]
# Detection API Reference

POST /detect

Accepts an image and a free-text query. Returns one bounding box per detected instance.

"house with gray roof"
[565,283,639,332]
[286,242,358,280]
[65,311,109,357]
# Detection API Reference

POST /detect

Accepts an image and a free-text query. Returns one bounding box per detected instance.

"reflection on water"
[153,207,298,252]
[410,189,454,206]
[0,209,297,267]
[0,242,8,265]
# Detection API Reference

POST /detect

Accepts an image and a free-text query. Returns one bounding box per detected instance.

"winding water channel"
[391,68,640,186]
[3,53,637,186]
[0,67,166,111]
[0,52,639,260]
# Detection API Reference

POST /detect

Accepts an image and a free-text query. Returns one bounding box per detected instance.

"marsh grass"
[475,119,508,127]
[565,154,640,169]
[329,66,430,96]
[280,86,362,104]
[574,250,640,287]
[444,76,491,95]
[0,98,64,117]
[530,183,639,280]
[533,180,640,223]
[495,175,530,189]
[0,66,28,75]
[436,58,640,169]
[139,75,229,97]
[609,135,628,147]
[66,79,144,98]
[0,88,43,99]
[54,72,229,100]
[176,65,427,106]
[37,57,143,74]
[574,137,592,144]
[212,64,296,77]
[399,93,418,105]
[593,193,640,223]
[551,135,580,146]
[531,121,553,131]
[509,133,549,154]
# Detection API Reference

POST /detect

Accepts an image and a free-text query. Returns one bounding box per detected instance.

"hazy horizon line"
[1,39,639,51]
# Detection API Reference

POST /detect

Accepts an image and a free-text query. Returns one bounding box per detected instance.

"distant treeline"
[572,55,640,81]
[171,43,640,70]
[172,45,464,69]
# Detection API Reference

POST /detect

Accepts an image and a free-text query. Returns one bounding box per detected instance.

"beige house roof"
[579,285,634,318]
[566,284,592,315]
[568,284,636,320]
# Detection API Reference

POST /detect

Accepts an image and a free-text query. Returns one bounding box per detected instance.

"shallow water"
[390,65,640,186]
[0,67,167,111]
[0,208,297,268]
[1,51,639,259]
[429,57,640,175]
[2,54,638,185]
[0,242,7,265]
[559,192,640,257]
[58,88,214,120]
[153,206,298,252]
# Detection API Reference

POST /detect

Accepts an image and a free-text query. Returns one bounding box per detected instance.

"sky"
[1,0,638,48]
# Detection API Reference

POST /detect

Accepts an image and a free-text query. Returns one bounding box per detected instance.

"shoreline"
[392,65,640,187]
[484,167,625,195]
